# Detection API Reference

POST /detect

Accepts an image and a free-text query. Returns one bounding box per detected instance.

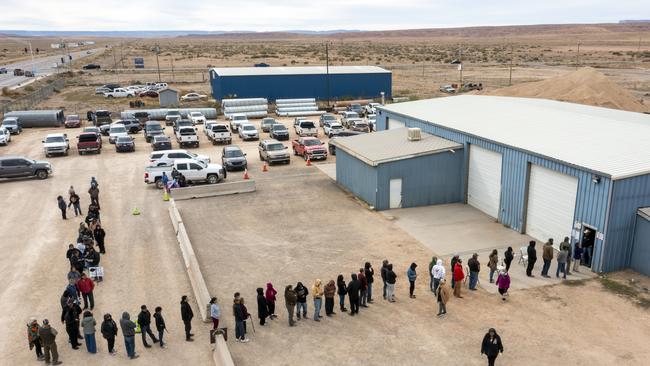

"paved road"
[0,47,105,88]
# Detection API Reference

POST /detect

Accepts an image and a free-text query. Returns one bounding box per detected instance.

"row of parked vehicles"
[0,116,23,146]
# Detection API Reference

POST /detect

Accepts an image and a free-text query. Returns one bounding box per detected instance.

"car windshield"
[262,119,275,125]
[224,149,244,158]
[213,125,228,132]
[154,136,169,142]
[117,137,131,143]
[300,122,315,128]
[267,143,284,151]
[111,126,126,133]
[67,115,80,120]
[332,125,343,129]
[346,112,359,118]
[322,115,336,121]
[303,139,321,146]
[96,111,110,117]
[234,116,246,121]
[45,136,65,143]
[180,129,195,135]
[272,125,287,131]
[242,125,255,131]
[3,120,17,126]
[78,134,97,142]
[190,112,202,116]
[147,124,162,131]
[167,111,180,116]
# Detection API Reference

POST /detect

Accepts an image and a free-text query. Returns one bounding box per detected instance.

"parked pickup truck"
[295,120,318,137]
[208,123,232,144]
[104,88,135,98]
[42,133,70,157]
[0,156,52,180]
[175,126,199,148]
[292,137,327,161]
[144,159,226,189]
[77,132,102,155]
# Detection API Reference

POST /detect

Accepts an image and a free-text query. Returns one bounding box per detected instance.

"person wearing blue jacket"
[407,262,418,299]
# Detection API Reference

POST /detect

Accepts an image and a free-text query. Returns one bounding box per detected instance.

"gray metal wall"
[335,149,378,208]
[631,212,650,276]
[159,91,179,108]
[375,150,463,210]
[378,109,612,271]
[4,110,64,127]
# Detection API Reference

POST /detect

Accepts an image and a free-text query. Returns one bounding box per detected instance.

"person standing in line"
[541,239,554,278]
[364,262,375,303]
[294,282,308,320]
[556,246,568,279]
[180,295,194,342]
[324,279,337,316]
[57,196,67,220]
[153,307,166,348]
[69,191,83,217]
[432,259,445,294]
[380,259,389,299]
[233,298,250,342]
[119,312,138,359]
[210,297,220,330]
[161,172,169,192]
[63,302,81,349]
[453,259,465,298]
[496,270,511,301]
[26,318,44,361]
[385,264,397,302]
[88,185,100,207]
[358,268,368,307]
[488,250,499,284]
[336,274,348,312]
[137,305,158,347]
[428,256,438,292]
[93,224,106,254]
[450,255,460,288]
[69,185,76,196]
[312,279,324,321]
[436,279,450,317]
[559,237,572,275]
[77,272,95,310]
[407,262,418,298]
[573,243,583,272]
[81,311,97,354]
[90,176,99,189]
[265,283,278,319]
[468,254,480,290]
[526,241,537,277]
[100,313,118,355]
[284,285,297,326]
[481,328,504,366]
[347,273,361,315]
[39,319,62,365]
[503,247,514,272]
[256,288,269,326]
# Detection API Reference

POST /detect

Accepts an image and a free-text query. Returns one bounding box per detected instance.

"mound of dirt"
[483,67,648,113]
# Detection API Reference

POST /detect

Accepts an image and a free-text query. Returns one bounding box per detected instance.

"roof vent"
[407,128,421,141]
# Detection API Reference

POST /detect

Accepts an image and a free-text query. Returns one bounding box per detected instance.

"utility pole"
[636,34,642,63]
[155,44,161,82]
[458,44,463,88]
[576,41,581,70]
[170,57,175,82]
[120,43,125,69]
[325,42,331,107]
[508,44,514,86]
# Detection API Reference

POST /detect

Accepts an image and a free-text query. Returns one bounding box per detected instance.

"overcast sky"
[0,0,647,31]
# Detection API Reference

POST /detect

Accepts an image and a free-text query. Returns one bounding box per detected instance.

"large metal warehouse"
[339,95,650,274]
[209,66,391,101]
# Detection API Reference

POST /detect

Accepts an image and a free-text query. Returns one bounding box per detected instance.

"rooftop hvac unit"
[408,128,421,141]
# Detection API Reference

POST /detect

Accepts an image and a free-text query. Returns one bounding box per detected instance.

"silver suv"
[258,139,290,165]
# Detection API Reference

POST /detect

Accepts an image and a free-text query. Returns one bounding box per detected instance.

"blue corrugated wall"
[210,72,392,101]
[604,175,650,272]
[378,110,613,271]
[335,149,378,208]
[631,214,650,276]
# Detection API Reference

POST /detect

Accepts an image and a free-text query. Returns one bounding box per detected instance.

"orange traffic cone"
[262,162,268,172]
[306,156,312,166]
[243,169,250,180]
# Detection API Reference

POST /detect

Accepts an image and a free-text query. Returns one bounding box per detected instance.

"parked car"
[439,85,456,93]
[175,126,199,148]
[145,159,225,188]
[364,103,382,116]
[349,119,369,133]
[77,132,102,155]
[108,125,128,143]
[319,113,337,127]
[208,124,232,144]
[258,139,290,165]
[0,67,7,74]
[0,156,52,180]
[151,135,172,151]
[2,117,22,134]
[173,119,193,132]
[229,113,249,132]
[293,117,308,130]
[0,127,12,145]
[13,69,24,76]
[42,133,70,157]
[324,122,343,137]
[292,137,327,161]
[82,64,101,70]
[165,110,182,126]
[261,118,277,132]
[64,115,82,128]
[181,93,208,101]
[238,123,259,141]
[328,131,364,155]
[120,119,142,133]
[24,70,35,77]
[343,117,363,129]
[295,120,317,137]
[144,121,165,142]
[148,149,210,166]
[104,88,135,98]
[95,87,111,94]
[92,110,112,126]
[134,111,150,126]
[82,127,102,145]
[462,82,483,91]
[188,112,206,125]
[203,121,218,136]
[347,103,363,115]
[221,145,247,171]
[340,111,360,127]
[139,90,159,98]
[270,124,289,141]
[115,136,135,152]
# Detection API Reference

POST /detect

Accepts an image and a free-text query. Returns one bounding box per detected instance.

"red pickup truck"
[77,132,102,155]
[292,137,328,161]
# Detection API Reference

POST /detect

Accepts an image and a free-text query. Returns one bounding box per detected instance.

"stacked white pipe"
[275,98,324,117]
[222,98,268,118]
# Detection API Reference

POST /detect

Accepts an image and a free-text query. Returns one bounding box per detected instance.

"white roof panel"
[380,95,650,180]
[211,66,390,77]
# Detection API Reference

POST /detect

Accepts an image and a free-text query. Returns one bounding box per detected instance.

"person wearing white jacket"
[431,259,446,295]
[210,297,220,330]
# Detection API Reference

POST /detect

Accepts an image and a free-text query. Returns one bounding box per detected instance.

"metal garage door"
[526,165,578,247]
[387,117,405,130]
[631,210,650,276]
[467,145,502,219]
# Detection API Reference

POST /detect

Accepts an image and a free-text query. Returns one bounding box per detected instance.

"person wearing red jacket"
[453,259,465,298]
[76,273,95,310]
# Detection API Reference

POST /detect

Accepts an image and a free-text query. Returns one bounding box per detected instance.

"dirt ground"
[177,168,650,366]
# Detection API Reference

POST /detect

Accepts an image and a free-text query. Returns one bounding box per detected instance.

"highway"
[0,47,105,88]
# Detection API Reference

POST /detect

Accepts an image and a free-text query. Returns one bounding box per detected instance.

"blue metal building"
[358,95,650,274]
[209,66,391,101]
[631,208,650,276]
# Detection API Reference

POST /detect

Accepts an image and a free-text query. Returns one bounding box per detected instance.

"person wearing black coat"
[364,262,375,303]
[93,225,106,254]
[336,274,348,312]
[481,328,504,366]
[100,313,118,354]
[526,241,537,277]
[504,247,514,271]
[180,295,194,341]
[256,288,269,326]
[153,307,166,348]
[380,259,389,299]
[347,273,361,315]
[63,303,81,349]
[137,305,158,347]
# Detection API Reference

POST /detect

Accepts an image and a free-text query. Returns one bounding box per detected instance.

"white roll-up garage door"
[467,145,502,219]
[526,165,578,247]
[387,117,405,130]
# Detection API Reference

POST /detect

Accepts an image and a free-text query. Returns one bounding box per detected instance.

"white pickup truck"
[104,88,135,98]
[208,123,232,145]
[229,113,249,132]
[175,126,199,148]
[295,120,318,137]
[144,159,226,189]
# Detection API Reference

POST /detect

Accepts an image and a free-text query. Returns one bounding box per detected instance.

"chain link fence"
[1,78,65,115]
